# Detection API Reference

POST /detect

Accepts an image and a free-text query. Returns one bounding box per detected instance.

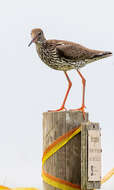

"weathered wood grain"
[42,111,88,190]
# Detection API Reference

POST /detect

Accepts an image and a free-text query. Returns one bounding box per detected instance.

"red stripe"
[42,169,81,189]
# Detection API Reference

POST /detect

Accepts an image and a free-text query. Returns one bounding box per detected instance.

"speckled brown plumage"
[28,28,112,116]
[28,28,112,71]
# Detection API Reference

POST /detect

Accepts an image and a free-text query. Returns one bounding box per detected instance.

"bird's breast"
[36,45,87,71]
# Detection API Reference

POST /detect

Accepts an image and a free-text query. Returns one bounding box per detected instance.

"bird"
[28,28,112,118]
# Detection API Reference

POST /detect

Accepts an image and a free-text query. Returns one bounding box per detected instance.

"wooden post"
[81,122,101,190]
[42,111,88,190]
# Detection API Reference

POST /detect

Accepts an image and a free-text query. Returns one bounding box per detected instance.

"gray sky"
[0,0,114,189]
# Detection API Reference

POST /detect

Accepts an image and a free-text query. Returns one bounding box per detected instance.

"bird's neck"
[35,40,47,59]
[35,38,46,49]
[35,39,46,47]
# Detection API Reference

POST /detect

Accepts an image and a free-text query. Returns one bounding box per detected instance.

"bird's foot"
[70,105,86,120]
[48,105,67,112]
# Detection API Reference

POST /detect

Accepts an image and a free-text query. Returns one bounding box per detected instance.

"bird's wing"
[56,42,92,60]
[47,40,112,61]
[55,41,112,61]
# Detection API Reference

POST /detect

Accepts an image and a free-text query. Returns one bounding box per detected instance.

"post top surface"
[43,110,88,114]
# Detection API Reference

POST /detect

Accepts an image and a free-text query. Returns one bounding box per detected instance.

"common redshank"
[28,28,112,117]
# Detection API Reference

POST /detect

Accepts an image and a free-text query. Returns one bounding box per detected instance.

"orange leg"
[71,70,86,119]
[48,71,72,112]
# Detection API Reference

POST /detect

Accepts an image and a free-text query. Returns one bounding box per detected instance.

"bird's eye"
[39,32,41,35]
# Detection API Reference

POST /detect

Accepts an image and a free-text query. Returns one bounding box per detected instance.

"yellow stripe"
[94,168,114,190]
[42,128,81,166]
[101,168,114,184]
[0,186,10,190]
[42,127,81,190]
[12,188,39,190]
[42,172,80,190]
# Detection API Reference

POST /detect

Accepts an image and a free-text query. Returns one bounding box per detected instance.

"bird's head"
[28,28,45,47]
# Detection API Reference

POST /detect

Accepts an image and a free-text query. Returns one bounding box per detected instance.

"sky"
[0,0,114,189]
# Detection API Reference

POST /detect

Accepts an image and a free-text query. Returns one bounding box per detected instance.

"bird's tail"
[92,51,112,59]
[87,50,112,64]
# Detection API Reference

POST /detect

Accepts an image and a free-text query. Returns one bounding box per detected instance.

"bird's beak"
[28,35,38,47]
[28,39,34,47]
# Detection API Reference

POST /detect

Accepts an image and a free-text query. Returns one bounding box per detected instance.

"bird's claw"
[70,105,86,120]
[48,105,67,112]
